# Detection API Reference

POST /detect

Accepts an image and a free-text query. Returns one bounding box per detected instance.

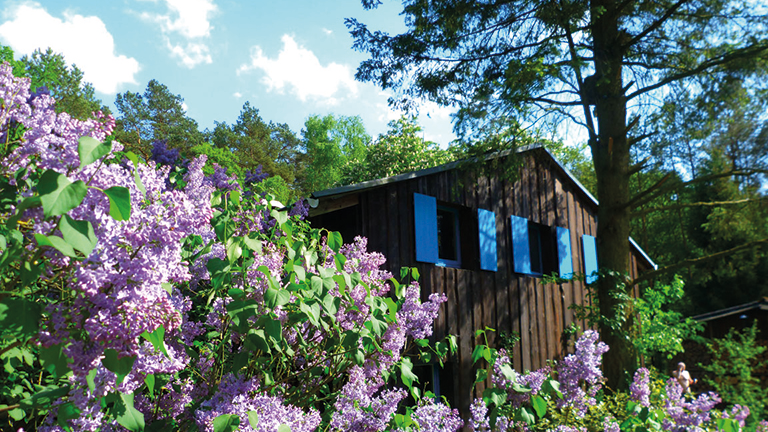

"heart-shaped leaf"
[59,215,97,256]
[38,170,87,219]
[78,136,112,169]
[103,186,131,221]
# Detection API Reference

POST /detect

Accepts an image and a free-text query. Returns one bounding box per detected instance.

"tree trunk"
[589,0,637,390]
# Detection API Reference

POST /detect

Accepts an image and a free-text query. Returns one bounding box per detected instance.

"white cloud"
[238,34,358,104]
[233,91,242,98]
[0,3,140,94]
[140,0,217,68]
[321,27,333,35]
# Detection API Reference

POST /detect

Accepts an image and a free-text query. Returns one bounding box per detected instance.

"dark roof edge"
[310,143,657,269]
[691,297,768,322]
[311,144,540,198]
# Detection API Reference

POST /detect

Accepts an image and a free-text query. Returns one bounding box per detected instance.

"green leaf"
[517,406,536,425]
[213,414,240,432]
[103,186,131,220]
[277,425,292,432]
[78,136,112,169]
[140,326,169,358]
[59,215,97,256]
[102,349,136,385]
[531,395,547,418]
[144,374,155,397]
[482,388,508,407]
[19,385,71,409]
[56,402,81,429]
[0,298,42,341]
[400,357,419,388]
[226,237,242,263]
[39,343,71,378]
[475,368,488,383]
[114,392,145,432]
[87,368,98,392]
[334,253,347,271]
[264,318,283,343]
[472,344,486,364]
[327,231,343,252]
[271,209,288,226]
[38,169,87,219]
[248,411,259,428]
[34,233,78,258]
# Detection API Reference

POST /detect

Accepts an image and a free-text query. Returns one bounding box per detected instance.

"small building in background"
[308,144,656,418]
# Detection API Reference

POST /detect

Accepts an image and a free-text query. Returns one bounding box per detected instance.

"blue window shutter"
[414,193,438,263]
[582,234,598,283]
[510,215,531,274]
[556,227,574,279]
[478,209,497,272]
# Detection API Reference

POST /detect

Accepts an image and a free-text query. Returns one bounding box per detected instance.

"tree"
[114,79,203,159]
[1,46,109,120]
[301,114,371,192]
[348,0,768,388]
[343,115,454,184]
[206,102,305,186]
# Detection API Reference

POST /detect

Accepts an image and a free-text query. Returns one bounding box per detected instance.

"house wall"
[309,149,651,418]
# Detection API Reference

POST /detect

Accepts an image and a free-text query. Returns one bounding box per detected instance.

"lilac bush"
[468,330,762,432]
[0,62,462,432]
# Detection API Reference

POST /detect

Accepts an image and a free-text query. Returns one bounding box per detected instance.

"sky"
[0,0,458,144]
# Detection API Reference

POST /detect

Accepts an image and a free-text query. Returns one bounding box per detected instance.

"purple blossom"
[150,139,180,166]
[331,365,406,432]
[555,330,609,417]
[195,374,321,432]
[245,165,269,185]
[630,367,651,407]
[205,162,240,191]
[662,378,721,431]
[289,198,310,220]
[405,399,463,432]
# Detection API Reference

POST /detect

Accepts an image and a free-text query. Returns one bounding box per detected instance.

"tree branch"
[627,43,768,101]
[629,238,768,287]
[632,197,768,218]
[624,0,692,48]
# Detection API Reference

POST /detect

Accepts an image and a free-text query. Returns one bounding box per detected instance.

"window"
[437,206,461,267]
[413,193,495,271]
[511,215,573,278]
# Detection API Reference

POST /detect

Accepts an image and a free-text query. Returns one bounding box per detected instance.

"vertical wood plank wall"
[313,149,651,419]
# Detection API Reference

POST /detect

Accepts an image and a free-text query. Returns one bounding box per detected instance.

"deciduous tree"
[348,0,768,388]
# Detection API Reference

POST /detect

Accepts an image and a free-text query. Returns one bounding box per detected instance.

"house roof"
[309,144,657,270]
[691,297,768,322]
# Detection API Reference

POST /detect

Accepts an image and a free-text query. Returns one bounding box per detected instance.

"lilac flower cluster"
[195,374,321,432]
[630,367,651,407]
[205,162,241,191]
[150,139,180,166]
[491,349,549,408]
[720,404,750,428]
[662,378,721,431]
[555,330,609,416]
[330,364,407,432]
[757,420,768,432]
[244,164,269,185]
[289,198,310,220]
[401,398,463,432]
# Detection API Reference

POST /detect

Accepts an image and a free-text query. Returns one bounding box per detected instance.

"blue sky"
[0,0,458,144]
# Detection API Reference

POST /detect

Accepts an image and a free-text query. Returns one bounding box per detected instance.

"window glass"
[437,206,461,265]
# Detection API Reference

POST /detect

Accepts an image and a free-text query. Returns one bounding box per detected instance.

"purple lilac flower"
[289,198,310,220]
[205,162,240,191]
[603,417,620,432]
[757,420,768,432]
[195,374,321,432]
[245,164,269,185]
[469,399,491,432]
[555,426,586,432]
[150,139,180,166]
[630,367,651,407]
[721,404,750,428]
[555,330,609,417]
[404,398,464,432]
[330,365,407,432]
[662,378,721,431]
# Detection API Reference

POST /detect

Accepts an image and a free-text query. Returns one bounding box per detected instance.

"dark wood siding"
[308,148,652,419]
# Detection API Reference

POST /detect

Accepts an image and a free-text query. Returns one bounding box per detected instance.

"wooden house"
[307,144,656,417]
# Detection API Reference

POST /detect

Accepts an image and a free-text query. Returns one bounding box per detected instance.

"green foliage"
[114,79,204,159]
[189,142,246,179]
[701,322,768,427]
[8,47,111,120]
[570,273,702,362]
[342,116,453,185]
[301,113,371,191]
